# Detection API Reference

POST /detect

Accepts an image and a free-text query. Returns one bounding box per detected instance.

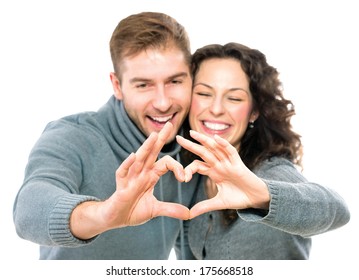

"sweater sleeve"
[237,158,350,237]
[14,185,99,246]
[13,119,101,247]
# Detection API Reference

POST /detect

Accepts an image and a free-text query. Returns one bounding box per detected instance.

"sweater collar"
[100,95,182,158]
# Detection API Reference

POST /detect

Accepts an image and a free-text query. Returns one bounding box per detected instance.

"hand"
[106,122,190,225]
[176,130,270,219]
[70,122,190,239]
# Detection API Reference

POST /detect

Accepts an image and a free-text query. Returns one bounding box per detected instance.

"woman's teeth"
[203,121,229,131]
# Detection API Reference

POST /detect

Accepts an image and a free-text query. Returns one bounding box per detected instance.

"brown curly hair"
[183,42,302,169]
[183,42,303,225]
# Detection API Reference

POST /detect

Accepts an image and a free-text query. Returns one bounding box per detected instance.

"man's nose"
[152,85,172,112]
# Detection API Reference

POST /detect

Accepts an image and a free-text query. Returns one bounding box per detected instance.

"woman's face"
[189,58,258,150]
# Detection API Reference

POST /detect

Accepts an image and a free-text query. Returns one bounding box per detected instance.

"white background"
[0,0,357,277]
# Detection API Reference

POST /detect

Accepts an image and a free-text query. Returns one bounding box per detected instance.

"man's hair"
[110,12,191,77]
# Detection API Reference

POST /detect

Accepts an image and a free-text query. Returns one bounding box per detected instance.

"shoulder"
[33,111,106,155]
[47,111,96,129]
[254,157,305,182]
[43,111,100,137]
[255,157,295,171]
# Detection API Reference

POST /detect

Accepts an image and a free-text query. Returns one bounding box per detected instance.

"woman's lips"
[202,121,230,131]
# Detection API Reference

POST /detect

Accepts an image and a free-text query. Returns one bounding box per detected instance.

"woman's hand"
[177,130,270,219]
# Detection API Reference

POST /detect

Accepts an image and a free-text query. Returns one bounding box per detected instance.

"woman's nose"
[209,97,225,116]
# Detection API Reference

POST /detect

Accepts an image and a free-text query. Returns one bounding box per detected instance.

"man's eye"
[171,79,183,84]
[136,83,148,88]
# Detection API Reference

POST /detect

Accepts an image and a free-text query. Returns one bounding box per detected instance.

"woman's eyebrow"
[194,82,249,94]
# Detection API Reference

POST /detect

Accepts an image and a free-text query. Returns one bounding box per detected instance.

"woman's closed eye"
[195,92,212,97]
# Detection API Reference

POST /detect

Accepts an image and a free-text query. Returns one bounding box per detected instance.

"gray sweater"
[187,157,350,259]
[13,96,200,260]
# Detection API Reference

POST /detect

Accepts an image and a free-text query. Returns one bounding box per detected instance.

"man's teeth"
[203,121,229,131]
[151,115,173,123]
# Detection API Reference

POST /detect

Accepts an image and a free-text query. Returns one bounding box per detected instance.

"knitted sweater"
[13,95,200,260]
[187,157,350,259]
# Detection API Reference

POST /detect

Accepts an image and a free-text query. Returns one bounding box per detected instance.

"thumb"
[189,197,224,219]
[153,201,190,220]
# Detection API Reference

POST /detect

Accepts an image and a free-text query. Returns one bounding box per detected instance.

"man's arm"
[70,122,190,240]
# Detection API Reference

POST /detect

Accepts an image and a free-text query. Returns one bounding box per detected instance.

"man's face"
[111,47,192,143]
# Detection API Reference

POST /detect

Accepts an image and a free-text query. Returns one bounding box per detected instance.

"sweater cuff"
[48,194,100,247]
[237,179,279,222]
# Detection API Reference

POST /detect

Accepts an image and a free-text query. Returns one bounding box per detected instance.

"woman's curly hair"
[184,42,302,170]
[184,42,303,225]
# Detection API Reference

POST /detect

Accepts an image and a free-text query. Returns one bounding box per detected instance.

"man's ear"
[110,72,123,100]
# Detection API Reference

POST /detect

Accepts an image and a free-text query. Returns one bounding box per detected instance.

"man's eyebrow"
[129,77,152,84]
[168,72,189,80]
[129,72,189,84]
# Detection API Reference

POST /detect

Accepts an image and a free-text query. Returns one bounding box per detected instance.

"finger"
[153,201,190,220]
[135,132,159,164]
[115,153,136,179]
[154,155,185,182]
[213,134,240,162]
[189,130,229,161]
[189,197,225,219]
[143,122,173,166]
[184,160,210,181]
[176,135,217,164]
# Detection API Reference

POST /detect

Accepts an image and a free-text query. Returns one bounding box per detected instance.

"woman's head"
[190,57,258,151]
[189,42,302,169]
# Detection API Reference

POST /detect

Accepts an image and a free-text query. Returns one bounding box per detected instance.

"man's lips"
[148,114,175,124]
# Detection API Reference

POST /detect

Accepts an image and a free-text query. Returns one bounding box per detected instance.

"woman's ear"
[250,110,259,122]
[110,72,123,100]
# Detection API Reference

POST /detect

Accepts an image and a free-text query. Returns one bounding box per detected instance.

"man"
[13,12,199,259]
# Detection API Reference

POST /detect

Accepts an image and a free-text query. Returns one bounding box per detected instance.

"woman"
[176,43,350,259]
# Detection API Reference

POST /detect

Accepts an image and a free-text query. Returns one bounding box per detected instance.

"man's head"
[109,12,192,142]
[110,12,191,76]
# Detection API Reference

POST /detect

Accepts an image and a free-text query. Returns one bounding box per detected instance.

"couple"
[13,12,350,260]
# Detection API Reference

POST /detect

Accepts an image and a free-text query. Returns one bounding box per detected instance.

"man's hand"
[70,122,190,240]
